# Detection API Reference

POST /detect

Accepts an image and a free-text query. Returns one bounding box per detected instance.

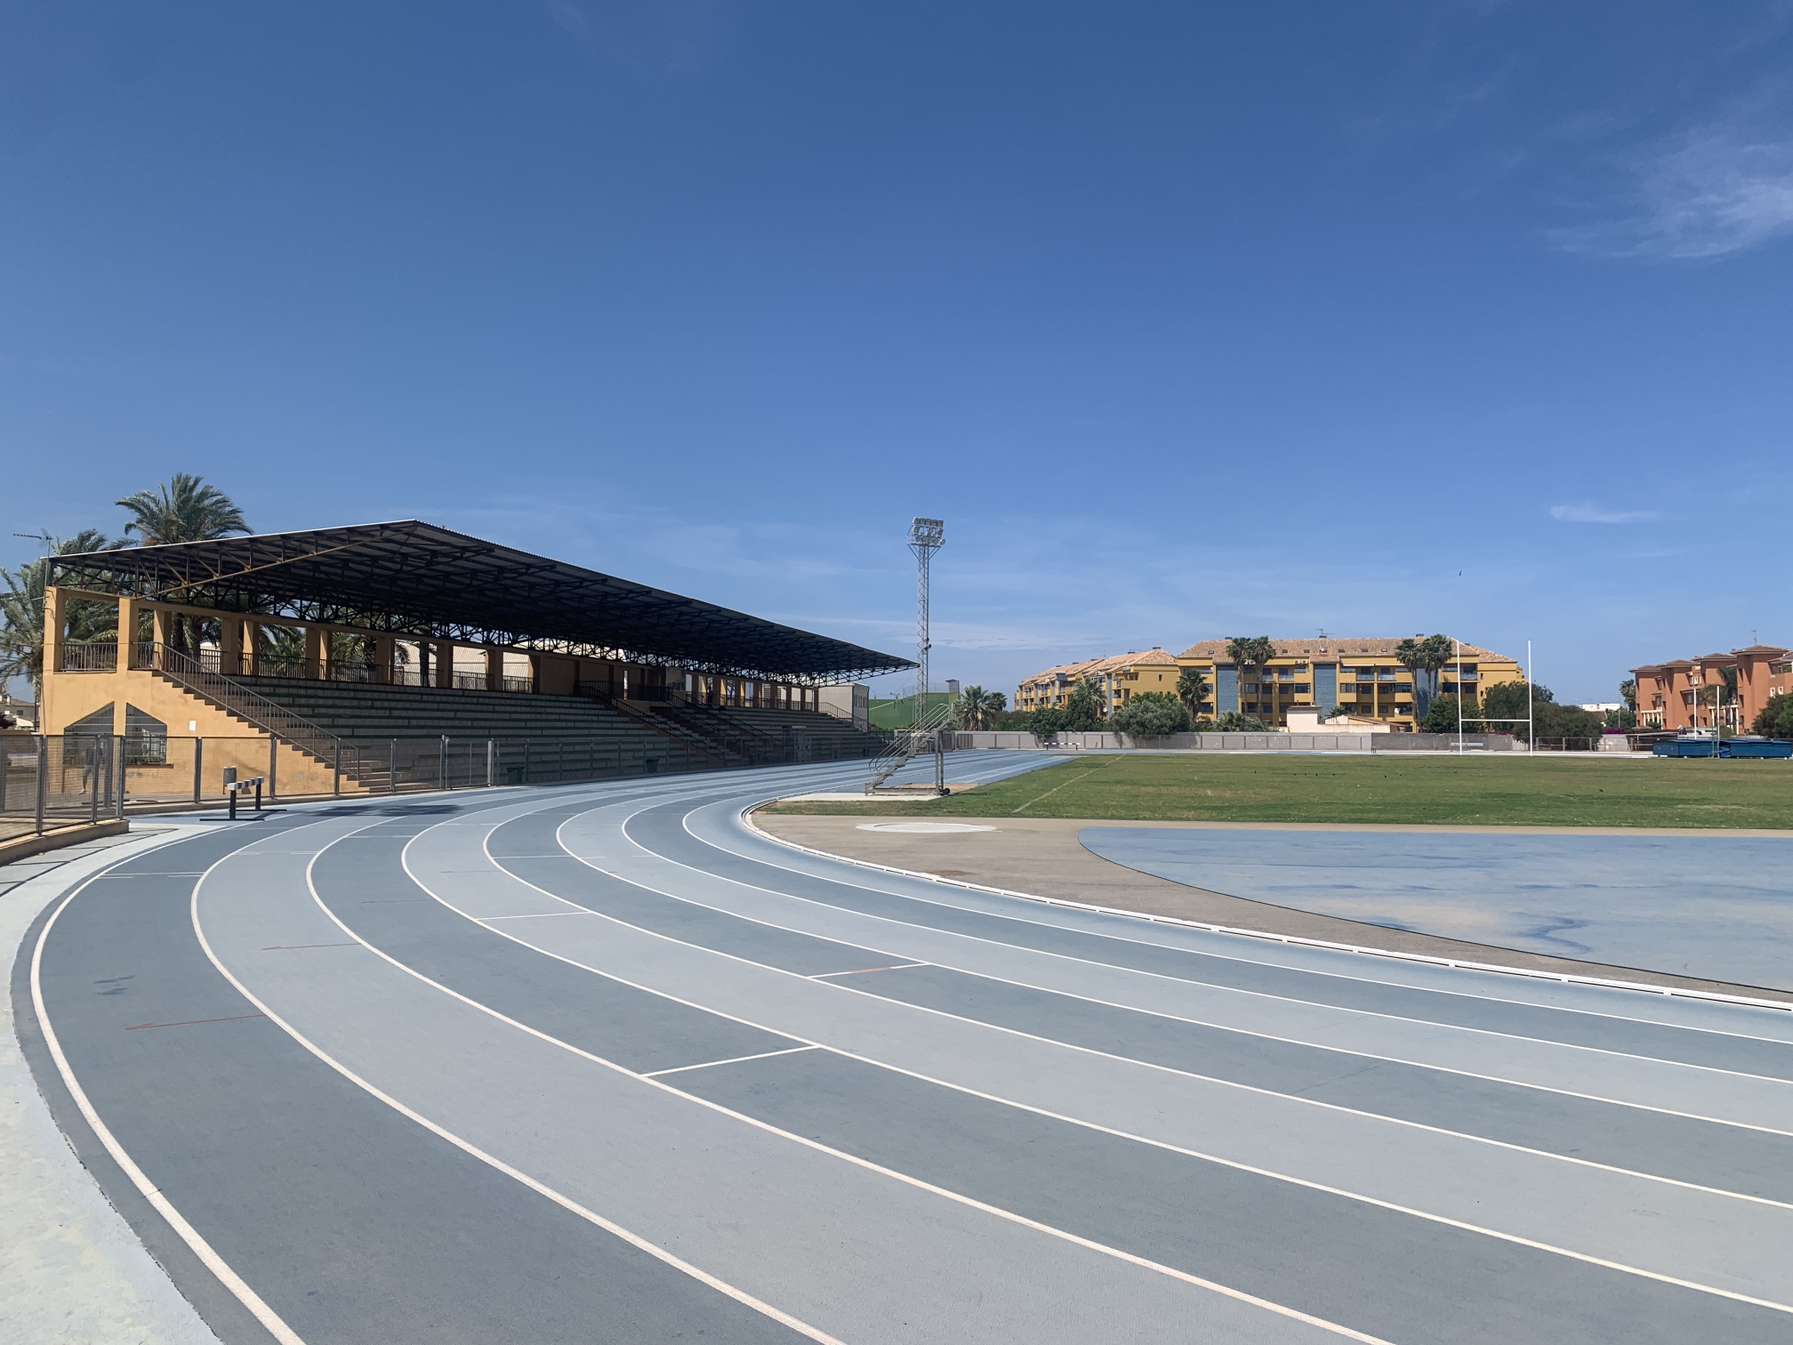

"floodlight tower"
[909,517,945,721]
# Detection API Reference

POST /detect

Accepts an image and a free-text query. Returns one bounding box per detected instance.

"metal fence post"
[267,735,278,801]
[193,737,203,805]
[389,739,397,794]
[523,740,530,784]
[333,743,341,798]
[35,737,48,835]
[438,737,448,792]
[486,738,496,788]
[89,740,102,824]
[114,735,127,819]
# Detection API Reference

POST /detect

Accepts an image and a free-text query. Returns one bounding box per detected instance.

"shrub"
[1111,692,1191,739]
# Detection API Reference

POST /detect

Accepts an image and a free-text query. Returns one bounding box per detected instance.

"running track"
[18,751,1793,1344]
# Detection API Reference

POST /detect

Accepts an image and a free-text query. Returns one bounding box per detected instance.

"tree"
[1420,692,1475,735]
[1395,633,1454,718]
[1753,694,1793,739]
[1111,691,1191,739]
[1,530,118,709]
[117,474,248,546]
[1618,678,1637,713]
[953,685,1004,731]
[1175,666,1210,718]
[1060,680,1106,731]
[1481,677,1549,728]
[1224,636,1277,717]
[1029,706,1066,744]
[1211,711,1270,732]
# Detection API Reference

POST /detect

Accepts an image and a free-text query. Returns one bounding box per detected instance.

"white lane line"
[649,805,1793,1087]
[482,910,599,921]
[811,962,929,980]
[731,802,1793,1034]
[426,805,1793,1316]
[31,824,336,1345]
[541,799,1793,1204]
[295,822,1405,1345]
[644,1046,821,1078]
[573,789,1793,1148]
[193,814,853,1345]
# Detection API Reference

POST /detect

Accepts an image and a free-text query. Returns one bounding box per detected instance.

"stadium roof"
[48,520,913,684]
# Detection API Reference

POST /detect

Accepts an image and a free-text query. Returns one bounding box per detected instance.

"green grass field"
[867,692,954,731]
[767,753,1793,829]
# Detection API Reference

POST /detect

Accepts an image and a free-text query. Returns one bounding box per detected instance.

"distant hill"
[868,692,954,730]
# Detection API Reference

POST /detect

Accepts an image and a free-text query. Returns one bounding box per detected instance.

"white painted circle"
[855,822,995,834]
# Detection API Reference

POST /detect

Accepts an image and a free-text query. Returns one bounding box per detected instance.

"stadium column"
[435,641,454,688]
[304,625,326,680]
[220,615,243,678]
[41,585,67,729]
[117,596,142,671]
[485,646,503,691]
[374,634,396,685]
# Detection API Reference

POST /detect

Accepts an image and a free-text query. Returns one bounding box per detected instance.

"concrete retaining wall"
[950,731,1517,753]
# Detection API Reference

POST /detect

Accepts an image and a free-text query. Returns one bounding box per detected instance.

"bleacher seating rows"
[244,678,710,768]
[714,707,884,757]
[234,678,883,778]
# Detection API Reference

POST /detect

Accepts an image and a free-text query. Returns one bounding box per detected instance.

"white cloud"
[1549,503,1663,525]
[1557,126,1793,259]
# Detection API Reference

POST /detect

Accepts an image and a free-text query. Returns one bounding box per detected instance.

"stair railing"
[139,641,341,764]
[865,700,955,792]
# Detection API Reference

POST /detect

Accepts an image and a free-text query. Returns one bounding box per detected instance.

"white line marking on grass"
[645,1046,820,1078]
[1009,757,1122,815]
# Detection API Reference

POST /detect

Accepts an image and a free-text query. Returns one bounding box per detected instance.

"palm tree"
[116,474,248,546]
[1175,666,1209,718]
[954,685,1004,731]
[1224,636,1276,720]
[1,530,118,708]
[1395,633,1453,722]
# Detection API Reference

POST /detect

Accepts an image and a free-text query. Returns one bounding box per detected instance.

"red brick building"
[1633,645,1792,733]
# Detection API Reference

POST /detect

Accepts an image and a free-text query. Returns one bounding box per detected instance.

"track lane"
[713,798,1793,1039]
[25,798,820,1345]
[417,789,1793,1317]
[658,798,1793,1076]
[24,753,1792,1345]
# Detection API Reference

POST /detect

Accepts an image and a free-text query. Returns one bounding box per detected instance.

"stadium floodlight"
[909,517,945,550]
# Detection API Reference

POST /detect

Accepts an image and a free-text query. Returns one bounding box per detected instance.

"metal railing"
[865,700,955,792]
[136,641,342,766]
[54,641,121,673]
[2,734,126,835]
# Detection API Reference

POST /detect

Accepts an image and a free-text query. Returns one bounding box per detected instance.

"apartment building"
[1013,649,1181,715]
[1633,645,1791,733]
[1015,637,1523,730]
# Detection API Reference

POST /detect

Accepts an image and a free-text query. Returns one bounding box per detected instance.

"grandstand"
[37,521,906,797]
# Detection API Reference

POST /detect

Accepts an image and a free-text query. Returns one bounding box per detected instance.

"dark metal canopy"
[49,521,913,685]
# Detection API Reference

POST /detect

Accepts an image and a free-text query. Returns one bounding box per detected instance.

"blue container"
[1652,736,1793,759]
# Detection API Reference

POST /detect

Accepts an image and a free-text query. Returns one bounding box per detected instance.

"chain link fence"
[2,728,870,840]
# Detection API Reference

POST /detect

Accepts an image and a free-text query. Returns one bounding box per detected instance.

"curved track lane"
[21,753,1793,1345]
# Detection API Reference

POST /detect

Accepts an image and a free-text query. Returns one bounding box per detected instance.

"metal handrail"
[55,641,121,673]
[139,642,341,763]
[865,700,954,791]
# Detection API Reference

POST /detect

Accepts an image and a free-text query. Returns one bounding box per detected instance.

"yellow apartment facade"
[1015,637,1523,730]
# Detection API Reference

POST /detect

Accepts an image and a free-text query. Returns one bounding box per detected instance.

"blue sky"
[5,2,1792,705]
